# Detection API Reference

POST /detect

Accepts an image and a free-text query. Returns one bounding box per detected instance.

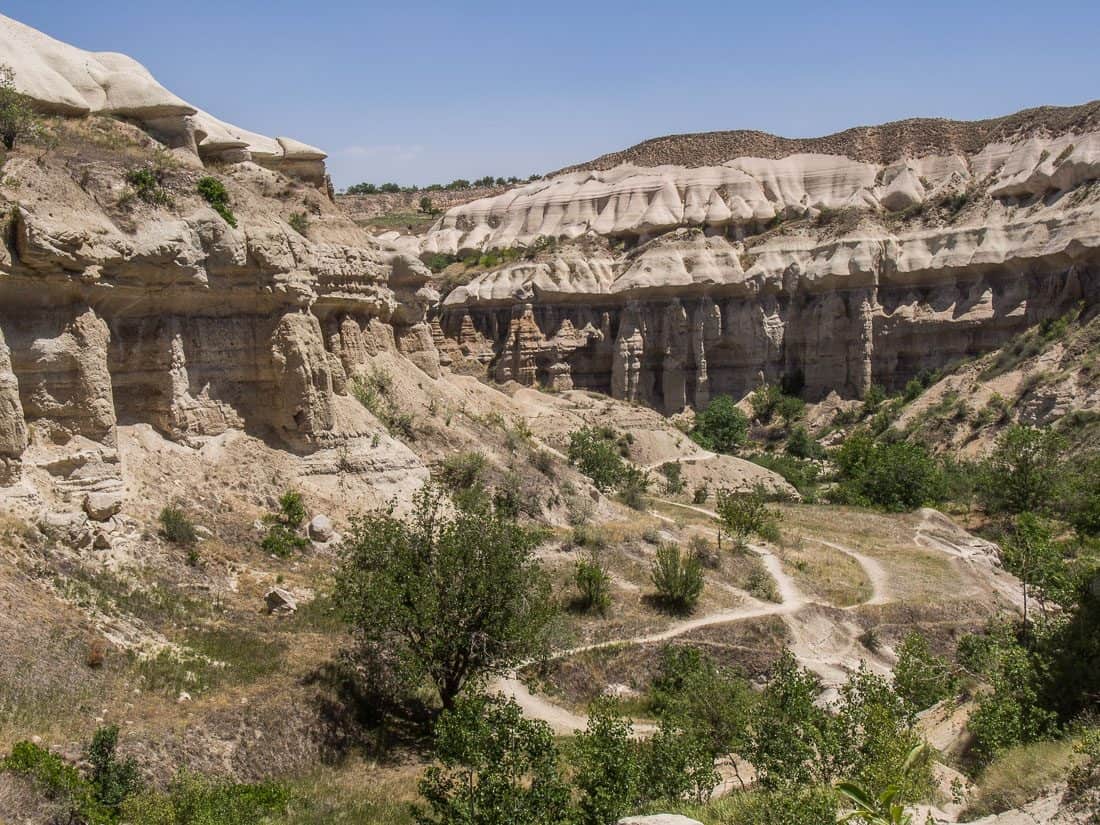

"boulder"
[83,491,123,522]
[264,587,297,614]
[308,514,334,543]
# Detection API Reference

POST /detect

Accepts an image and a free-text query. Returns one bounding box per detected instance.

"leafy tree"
[690,395,749,453]
[832,434,944,512]
[775,394,806,426]
[334,486,555,710]
[567,427,628,492]
[862,384,888,416]
[786,425,825,460]
[419,195,436,215]
[715,486,782,549]
[750,384,782,422]
[0,64,42,150]
[571,700,641,825]
[1000,513,1067,630]
[641,717,720,805]
[892,632,958,711]
[86,726,142,816]
[978,425,1066,516]
[968,638,1057,762]
[416,694,570,825]
[650,646,756,782]
[650,543,704,613]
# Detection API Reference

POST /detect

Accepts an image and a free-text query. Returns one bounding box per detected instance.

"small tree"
[691,395,749,453]
[892,632,958,711]
[85,725,142,815]
[1000,512,1066,632]
[573,554,612,615]
[567,427,627,492]
[416,693,570,825]
[715,486,781,549]
[419,195,435,215]
[334,486,555,710]
[978,425,1066,516]
[0,64,42,150]
[571,700,641,825]
[650,543,703,614]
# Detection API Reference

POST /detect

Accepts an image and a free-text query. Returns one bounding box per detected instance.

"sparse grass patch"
[136,626,286,696]
[964,737,1077,817]
[196,176,237,227]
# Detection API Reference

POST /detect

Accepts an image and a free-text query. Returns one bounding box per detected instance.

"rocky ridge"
[426,108,1100,411]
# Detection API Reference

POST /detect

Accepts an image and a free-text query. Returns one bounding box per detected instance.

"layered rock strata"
[434,107,1100,411]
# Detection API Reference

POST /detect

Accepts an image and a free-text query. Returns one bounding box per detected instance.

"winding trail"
[496,483,1007,735]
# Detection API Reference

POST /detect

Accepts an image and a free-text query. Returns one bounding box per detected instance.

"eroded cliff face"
[431,109,1100,411]
[0,117,436,509]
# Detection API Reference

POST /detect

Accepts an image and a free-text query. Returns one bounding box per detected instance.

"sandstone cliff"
[0,112,437,513]
[427,105,1100,412]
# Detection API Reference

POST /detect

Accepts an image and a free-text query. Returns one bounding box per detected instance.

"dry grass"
[963,738,1078,817]
[284,760,422,824]
[775,533,872,607]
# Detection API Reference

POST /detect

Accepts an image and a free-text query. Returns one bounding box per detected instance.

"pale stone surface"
[84,491,123,522]
[307,514,334,542]
[1,13,327,179]
[264,588,297,614]
[618,816,704,825]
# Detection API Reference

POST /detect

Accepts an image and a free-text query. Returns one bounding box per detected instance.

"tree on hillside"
[333,486,555,710]
[690,395,749,454]
[0,64,42,150]
[978,425,1066,517]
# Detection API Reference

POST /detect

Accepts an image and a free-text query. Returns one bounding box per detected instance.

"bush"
[832,432,945,511]
[416,693,570,825]
[715,486,782,548]
[692,485,709,504]
[861,384,888,416]
[159,506,197,546]
[196,176,237,227]
[126,165,172,206]
[775,394,805,426]
[691,395,749,453]
[120,772,289,825]
[751,452,820,500]
[571,700,641,825]
[617,466,650,510]
[260,490,309,557]
[746,567,780,602]
[287,211,309,235]
[651,543,704,613]
[659,461,685,494]
[0,64,43,150]
[438,451,487,491]
[977,425,1067,517]
[568,427,628,492]
[785,425,825,460]
[749,384,781,423]
[574,554,612,615]
[86,725,141,815]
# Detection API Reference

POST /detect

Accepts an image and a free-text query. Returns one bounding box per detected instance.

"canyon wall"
[432,114,1100,411]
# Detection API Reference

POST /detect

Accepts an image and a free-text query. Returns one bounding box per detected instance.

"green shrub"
[260,490,309,557]
[568,427,629,492]
[749,384,782,423]
[831,432,945,511]
[574,554,612,615]
[438,451,487,491]
[861,384,888,416]
[651,543,704,614]
[775,394,805,426]
[659,461,685,494]
[692,485,709,504]
[125,165,172,206]
[159,505,197,545]
[977,425,1067,517]
[0,64,43,150]
[2,740,111,824]
[785,425,825,460]
[751,452,820,500]
[618,466,651,510]
[288,211,309,235]
[691,395,749,453]
[715,486,782,548]
[196,176,237,227]
[746,567,780,602]
[87,725,142,815]
[121,772,289,825]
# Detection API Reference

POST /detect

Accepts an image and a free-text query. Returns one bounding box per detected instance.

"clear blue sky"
[8,1,1100,188]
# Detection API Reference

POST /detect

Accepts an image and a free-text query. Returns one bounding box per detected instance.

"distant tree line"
[343,174,541,195]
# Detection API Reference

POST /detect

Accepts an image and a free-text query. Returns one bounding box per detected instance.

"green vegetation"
[351,366,416,439]
[437,450,487,492]
[831,431,945,511]
[0,63,43,150]
[715,486,782,548]
[567,426,645,498]
[288,210,310,235]
[573,553,612,615]
[121,773,289,825]
[333,486,555,710]
[691,395,748,453]
[749,452,821,500]
[158,505,197,546]
[977,425,1067,517]
[125,164,172,207]
[196,176,237,227]
[344,175,536,195]
[260,489,310,557]
[650,542,704,614]
[892,632,959,711]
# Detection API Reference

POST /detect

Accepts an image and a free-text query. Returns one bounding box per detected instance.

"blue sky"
[7,1,1099,188]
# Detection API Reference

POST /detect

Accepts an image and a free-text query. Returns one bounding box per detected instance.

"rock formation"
[432,105,1100,412]
[1,13,329,186]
